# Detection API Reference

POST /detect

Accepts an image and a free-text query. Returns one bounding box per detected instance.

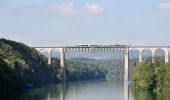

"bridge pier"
[60,48,65,81]
[60,48,65,68]
[48,54,51,65]
[124,47,129,100]
[139,52,142,62]
[165,52,169,63]
[138,48,143,62]
[150,48,156,63]
[164,48,169,63]
[47,49,52,65]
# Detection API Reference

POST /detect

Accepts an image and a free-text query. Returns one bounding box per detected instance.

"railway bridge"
[33,45,170,100]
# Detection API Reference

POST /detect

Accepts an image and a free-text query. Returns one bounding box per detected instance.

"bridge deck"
[33,45,170,49]
[33,45,129,48]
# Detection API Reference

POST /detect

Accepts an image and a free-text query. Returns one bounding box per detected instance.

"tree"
[131,57,170,92]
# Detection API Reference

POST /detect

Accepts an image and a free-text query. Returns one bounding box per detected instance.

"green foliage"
[131,58,155,90]
[131,57,170,92]
[164,64,170,87]
[50,58,63,81]
[51,58,107,81]
[65,59,107,81]
[0,38,58,99]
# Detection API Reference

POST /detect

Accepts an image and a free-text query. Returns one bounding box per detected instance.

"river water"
[12,80,170,100]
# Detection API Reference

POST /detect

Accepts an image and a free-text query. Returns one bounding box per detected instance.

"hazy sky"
[0,0,170,46]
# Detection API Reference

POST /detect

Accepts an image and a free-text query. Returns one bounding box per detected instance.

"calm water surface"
[12,80,170,100]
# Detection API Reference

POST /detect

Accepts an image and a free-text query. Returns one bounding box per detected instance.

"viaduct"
[34,45,170,66]
[33,45,170,100]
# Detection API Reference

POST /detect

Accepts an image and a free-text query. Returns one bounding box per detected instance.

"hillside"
[0,38,58,99]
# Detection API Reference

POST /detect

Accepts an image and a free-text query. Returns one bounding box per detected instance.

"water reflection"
[45,83,65,100]
[131,89,170,100]
[16,80,125,100]
[156,91,170,100]
[11,80,170,100]
[124,84,129,100]
[59,84,65,100]
[131,88,156,100]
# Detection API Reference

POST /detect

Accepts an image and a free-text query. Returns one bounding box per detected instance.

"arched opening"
[49,49,63,81]
[39,49,49,63]
[129,50,139,59]
[51,49,61,68]
[141,49,152,62]
[154,49,165,62]
[129,50,139,69]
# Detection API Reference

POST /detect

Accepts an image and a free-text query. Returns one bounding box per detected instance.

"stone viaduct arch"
[129,46,169,63]
[35,48,65,67]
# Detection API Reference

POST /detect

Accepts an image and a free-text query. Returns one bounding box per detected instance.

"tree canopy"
[130,57,170,92]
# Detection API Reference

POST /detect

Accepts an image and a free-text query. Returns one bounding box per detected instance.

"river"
[11,80,170,100]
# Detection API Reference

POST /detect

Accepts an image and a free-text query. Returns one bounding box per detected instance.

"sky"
[0,0,170,47]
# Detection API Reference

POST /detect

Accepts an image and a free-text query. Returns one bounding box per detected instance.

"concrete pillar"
[124,84,129,100]
[124,47,129,81]
[139,52,142,62]
[150,48,156,63]
[47,49,52,65]
[164,48,169,63]
[60,48,65,68]
[124,47,129,100]
[138,48,143,62]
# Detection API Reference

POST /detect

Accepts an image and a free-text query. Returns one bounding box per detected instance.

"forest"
[131,57,170,92]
